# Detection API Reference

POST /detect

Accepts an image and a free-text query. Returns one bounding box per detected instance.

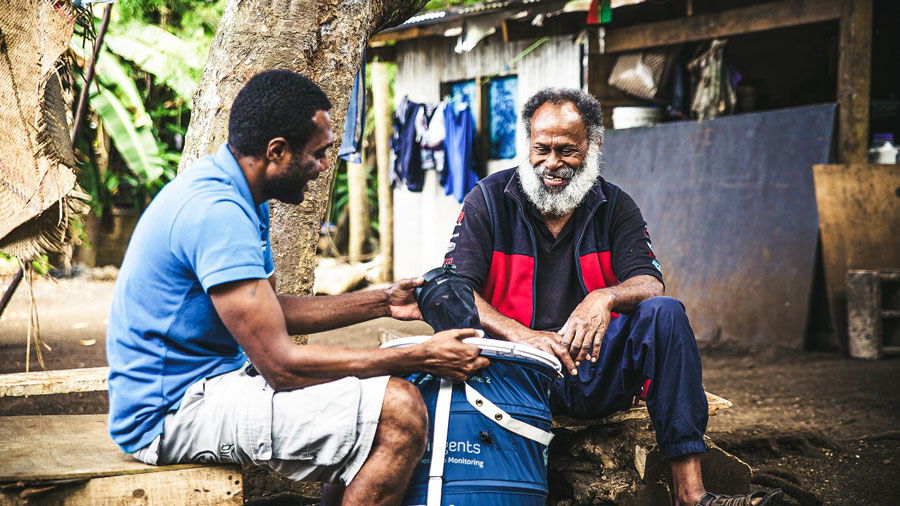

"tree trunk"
[371,62,394,282]
[348,156,368,262]
[178,0,424,299]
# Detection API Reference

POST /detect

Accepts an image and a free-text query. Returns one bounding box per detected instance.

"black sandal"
[695,489,783,506]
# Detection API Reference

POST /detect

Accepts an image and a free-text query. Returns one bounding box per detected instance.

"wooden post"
[476,76,491,169]
[372,62,393,282]
[837,0,873,163]
[347,153,368,263]
[847,270,900,359]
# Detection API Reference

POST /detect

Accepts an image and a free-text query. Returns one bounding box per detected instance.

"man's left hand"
[558,290,616,365]
[385,277,424,320]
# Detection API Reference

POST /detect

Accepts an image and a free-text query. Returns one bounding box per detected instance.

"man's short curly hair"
[228,70,332,157]
[521,88,604,145]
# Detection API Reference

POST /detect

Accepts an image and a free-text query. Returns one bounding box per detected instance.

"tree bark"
[178,0,424,297]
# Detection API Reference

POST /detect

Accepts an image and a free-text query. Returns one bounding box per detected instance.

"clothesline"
[391,96,480,203]
[478,36,549,86]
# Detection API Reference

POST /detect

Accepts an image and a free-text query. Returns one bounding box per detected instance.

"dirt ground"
[1,273,898,505]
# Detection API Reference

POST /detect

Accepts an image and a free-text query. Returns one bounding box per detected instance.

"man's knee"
[631,296,695,350]
[635,296,686,319]
[379,378,428,448]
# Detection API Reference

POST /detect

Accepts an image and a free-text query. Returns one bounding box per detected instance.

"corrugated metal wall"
[392,34,582,279]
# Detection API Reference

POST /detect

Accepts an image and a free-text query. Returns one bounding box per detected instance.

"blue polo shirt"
[107,143,275,453]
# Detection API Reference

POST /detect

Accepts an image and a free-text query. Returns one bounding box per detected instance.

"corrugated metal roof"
[381,0,648,33]
[380,0,564,33]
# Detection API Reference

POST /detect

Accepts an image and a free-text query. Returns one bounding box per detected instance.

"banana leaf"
[70,37,150,128]
[95,52,152,128]
[104,23,203,103]
[89,85,165,183]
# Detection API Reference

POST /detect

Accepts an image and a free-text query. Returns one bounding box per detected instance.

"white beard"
[517,142,602,217]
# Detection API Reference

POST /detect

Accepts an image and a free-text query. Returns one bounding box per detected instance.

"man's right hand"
[415,329,490,382]
[515,329,579,377]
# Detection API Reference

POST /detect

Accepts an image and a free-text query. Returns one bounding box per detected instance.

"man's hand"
[516,329,579,377]
[558,289,616,365]
[385,277,424,320]
[415,328,491,382]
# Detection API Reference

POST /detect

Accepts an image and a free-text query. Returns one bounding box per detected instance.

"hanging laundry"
[338,60,366,164]
[391,96,425,192]
[442,99,480,203]
[416,102,446,174]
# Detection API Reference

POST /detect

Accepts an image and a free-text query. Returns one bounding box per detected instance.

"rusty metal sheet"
[602,104,836,348]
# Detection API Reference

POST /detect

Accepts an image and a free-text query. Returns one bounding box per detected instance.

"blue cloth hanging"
[338,59,366,164]
[392,97,425,191]
[442,100,480,203]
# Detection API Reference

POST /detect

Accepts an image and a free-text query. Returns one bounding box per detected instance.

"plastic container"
[867,133,899,164]
[382,337,561,506]
[611,106,663,129]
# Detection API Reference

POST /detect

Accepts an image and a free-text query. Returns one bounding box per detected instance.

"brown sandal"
[695,488,783,506]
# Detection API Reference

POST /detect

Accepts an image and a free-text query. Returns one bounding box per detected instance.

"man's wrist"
[591,288,617,310]
[380,288,393,318]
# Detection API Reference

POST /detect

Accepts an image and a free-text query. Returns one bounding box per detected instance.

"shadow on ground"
[1,275,898,505]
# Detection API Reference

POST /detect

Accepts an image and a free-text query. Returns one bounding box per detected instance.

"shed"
[371,0,899,350]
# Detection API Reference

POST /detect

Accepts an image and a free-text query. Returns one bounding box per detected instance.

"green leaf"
[96,51,152,127]
[31,254,51,276]
[104,23,203,103]
[90,85,165,182]
[70,37,150,127]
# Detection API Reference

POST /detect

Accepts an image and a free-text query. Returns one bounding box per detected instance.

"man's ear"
[266,137,288,163]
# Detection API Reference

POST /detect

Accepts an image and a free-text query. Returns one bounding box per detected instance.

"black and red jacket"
[445,168,663,329]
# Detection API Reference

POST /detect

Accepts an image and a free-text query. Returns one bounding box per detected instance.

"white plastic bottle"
[867,133,899,164]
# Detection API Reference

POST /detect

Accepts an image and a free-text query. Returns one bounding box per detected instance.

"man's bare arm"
[560,274,664,364]
[474,293,579,376]
[209,278,488,391]
[267,274,424,335]
[473,274,662,372]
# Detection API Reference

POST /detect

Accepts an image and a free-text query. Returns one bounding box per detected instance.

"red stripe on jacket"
[481,251,534,327]
[579,251,621,318]
[579,251,619,292]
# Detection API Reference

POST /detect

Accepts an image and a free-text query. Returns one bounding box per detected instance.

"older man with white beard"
[443,88,783,506]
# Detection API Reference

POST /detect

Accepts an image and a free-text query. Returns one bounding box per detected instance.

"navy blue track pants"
[549,296,709,459]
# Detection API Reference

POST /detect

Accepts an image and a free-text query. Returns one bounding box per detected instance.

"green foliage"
[72,1,225,217]
[115,0,223,33]
[0,253,50,275]
[329,160,379,233]
[94,50,148,123]
[30,255,52,276]
[423,0,484,11]
[104,23,205,103]
[90,79,166,181]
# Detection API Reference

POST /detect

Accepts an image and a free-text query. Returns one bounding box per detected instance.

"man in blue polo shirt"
[445,88,782,506]
[106,70,488,506]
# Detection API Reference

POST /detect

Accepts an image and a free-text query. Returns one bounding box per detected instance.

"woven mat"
[0,0,84,260]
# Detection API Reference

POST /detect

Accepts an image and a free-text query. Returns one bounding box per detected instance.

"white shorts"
[132,365,389,485]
